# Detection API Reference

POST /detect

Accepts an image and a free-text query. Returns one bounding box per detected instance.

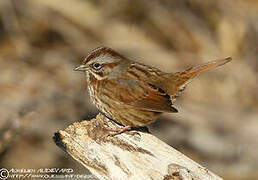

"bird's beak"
[74,64,89,71]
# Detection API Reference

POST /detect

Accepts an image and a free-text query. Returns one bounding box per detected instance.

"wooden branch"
[53,114,223,180]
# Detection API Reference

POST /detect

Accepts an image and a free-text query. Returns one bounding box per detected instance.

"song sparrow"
[75,46,231,135]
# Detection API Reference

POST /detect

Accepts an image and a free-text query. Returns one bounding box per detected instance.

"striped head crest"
[74,46,128,80]
[83,46,125,64]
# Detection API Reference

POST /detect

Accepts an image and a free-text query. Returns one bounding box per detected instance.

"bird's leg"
[107,125,132,136]
[100,113,140,137]
[106,126,141,137]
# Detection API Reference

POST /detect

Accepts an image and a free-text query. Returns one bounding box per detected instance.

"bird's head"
[74,46,128,80]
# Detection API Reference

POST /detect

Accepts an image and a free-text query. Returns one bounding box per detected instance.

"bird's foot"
[105,126,139,137]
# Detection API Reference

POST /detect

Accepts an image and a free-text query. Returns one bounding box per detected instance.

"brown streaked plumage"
[75,46,232,135]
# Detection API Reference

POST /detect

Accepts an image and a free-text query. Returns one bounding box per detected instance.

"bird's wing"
[103,79,178,113]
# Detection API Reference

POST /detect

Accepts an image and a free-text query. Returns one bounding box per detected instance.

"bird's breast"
[87,74,113,116]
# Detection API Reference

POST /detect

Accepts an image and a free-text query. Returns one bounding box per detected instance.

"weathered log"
[53,113,223,180]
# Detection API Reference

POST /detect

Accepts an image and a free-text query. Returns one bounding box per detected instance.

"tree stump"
[53,113,223,180]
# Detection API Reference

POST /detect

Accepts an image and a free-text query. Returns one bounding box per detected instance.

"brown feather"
[83,46,126,64]
[131,83,178,112]
[102,78,178,113]
[158,57,232,100]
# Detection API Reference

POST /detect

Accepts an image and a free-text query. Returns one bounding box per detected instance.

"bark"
[53,113,223,180]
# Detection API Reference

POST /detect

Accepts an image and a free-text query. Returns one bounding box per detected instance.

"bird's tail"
[178,57,232,78]
[162,57,232,101]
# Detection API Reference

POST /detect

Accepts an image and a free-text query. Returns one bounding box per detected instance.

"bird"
[75,46,232,135]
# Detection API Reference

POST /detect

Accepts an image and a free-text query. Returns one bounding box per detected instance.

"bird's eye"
[92,63,102,70]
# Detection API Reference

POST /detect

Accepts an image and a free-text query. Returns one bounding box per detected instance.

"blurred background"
[0,0,257,179]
